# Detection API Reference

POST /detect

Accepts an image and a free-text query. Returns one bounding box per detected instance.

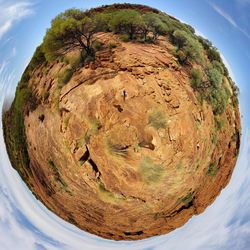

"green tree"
[173,30,203,64]
[43,9,106,61]
[142,13,168,42]
[109,10,143,39]
[172,30,188,48]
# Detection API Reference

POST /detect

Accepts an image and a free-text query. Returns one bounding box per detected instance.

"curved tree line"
[30,4,239,116]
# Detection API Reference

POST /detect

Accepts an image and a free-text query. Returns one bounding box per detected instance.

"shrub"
[148,110,166,129]
[172,30,188,48]
[206,64,223,87]
[181,193,194,206]
[120,34,130,42]
[58,68,73,87]
[109,43,117,49]
[212,60,224,75]
[172,30,203,64]
[139,157,165,185]
[215,118,225,130]
[93,40,104,51]
[206,163,219,176]
[175,50,187,64]
[208,87,228,115]
[191,68,203,88]
[29,45,46,70]
[63,52,82,70]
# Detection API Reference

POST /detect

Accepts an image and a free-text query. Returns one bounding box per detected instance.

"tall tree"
[109,10,143,39]
[43,9,106,61]
[142,13,168,42]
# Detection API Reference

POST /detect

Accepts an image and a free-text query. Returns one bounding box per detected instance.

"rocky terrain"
[3,4,241,241]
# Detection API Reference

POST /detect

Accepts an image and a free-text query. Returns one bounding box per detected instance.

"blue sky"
[0,1,250,250]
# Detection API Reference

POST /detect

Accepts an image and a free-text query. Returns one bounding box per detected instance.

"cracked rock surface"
[22,33,240,240]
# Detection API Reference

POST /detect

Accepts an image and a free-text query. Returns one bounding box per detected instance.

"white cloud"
[0,1,34,40]
[209,2,250,39]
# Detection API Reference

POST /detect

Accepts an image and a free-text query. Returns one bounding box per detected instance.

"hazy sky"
[0,1,250,250]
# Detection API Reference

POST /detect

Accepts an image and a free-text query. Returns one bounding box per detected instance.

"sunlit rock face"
[3,4,241,241]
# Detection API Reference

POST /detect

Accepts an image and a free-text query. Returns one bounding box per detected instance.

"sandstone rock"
[7,31,240,241]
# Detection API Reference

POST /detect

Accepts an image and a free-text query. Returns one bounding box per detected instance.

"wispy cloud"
[0,1,34,40]
[237,0,250,6]
[209,2,250,39]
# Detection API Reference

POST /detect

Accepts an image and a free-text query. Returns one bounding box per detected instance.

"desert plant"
[58,68,74,87]
[206,163,219,176]
[148,109,166,129]
[120,34,130,42]
[43,9,107,61]
[109,10,144,39]
[191,68,203,89]
[181,192,194,206]
[139,157,165,185]
[63,52,82,70]
[93,40,104,51]
[109,43,117,49]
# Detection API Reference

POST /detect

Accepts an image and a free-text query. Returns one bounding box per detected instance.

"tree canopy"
[32,4,238,116]
[43,9,106,61]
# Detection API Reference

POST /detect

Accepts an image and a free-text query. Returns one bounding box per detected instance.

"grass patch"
[58,68,74,88]
[176,161,183,170]
[215,117,225,130]
[181,192,194,206]
[120,34,130,42]
[98,182,125,204]
[109,43,117,49]
[139,157,165,185]
[93,40,104,51]
[63,52,82,70]
[148,109,167,129]
[211,130,218,145]
[206,163,219,176]
[48,159,67,187]
[106,139,128,158]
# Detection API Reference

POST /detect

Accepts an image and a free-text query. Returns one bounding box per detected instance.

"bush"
[172,30,203,64]
[109,43,117,49]
[58,68,74,87]
[29,45,46,70]
[206,163,219,176]
[93,40,104,51]
[212,60,224,75]
[175,50,187,64]
[63,52,82,70]
[208,88,228,115]
[120,34,130,42]
[215,117,225,130]
[206,64,223,87]
[148,110,166,129]
[191,68,203,88]
[139,157,165,185]
[181,193,194,206]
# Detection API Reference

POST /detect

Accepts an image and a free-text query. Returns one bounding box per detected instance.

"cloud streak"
[0,0,34,40]
[209,2,250,39]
